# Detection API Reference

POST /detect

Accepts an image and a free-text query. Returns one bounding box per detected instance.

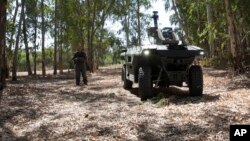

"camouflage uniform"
[72,51,88,85]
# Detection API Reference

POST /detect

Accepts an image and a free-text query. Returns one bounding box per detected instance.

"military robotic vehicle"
[121,11,204,100]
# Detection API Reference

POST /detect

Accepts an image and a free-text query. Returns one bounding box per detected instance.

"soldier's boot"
[76,78,80,85]
[83,78,88,85]
[75,69,81,86]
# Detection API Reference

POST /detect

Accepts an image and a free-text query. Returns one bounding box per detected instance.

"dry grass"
[0,65,250,141]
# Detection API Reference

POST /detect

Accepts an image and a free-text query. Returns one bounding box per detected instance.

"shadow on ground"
[128,86,220,105]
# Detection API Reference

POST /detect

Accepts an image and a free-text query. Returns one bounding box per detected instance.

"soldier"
[72,48,88,85]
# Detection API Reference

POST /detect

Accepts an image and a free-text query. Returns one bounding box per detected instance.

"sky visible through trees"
[1,0,250,89]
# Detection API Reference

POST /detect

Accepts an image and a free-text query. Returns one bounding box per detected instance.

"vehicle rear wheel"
[122,65,133,89]
[189,65,203,96]
[138,66,153,101]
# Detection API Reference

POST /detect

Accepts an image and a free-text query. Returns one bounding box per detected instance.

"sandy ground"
[0,65,250,141]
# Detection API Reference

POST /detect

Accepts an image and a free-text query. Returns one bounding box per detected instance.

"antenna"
[152,11,159,29]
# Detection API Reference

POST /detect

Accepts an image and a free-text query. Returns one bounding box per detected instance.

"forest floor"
[0,65,250,141]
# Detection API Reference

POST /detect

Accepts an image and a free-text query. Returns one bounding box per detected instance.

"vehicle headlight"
[143,50,150,56]
[199,51,204,56]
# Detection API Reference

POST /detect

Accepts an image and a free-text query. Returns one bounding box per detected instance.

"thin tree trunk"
[224,0,243,73]
[8,0,19,54]
[206,0,215,58]
[137,0,141,46]
[41,0,46,76]
[0,0,7,90]
[171,0,188,41]
[58,0,64,74]
[6,0,19,78]
[33,11,37,75]
[122,0,130,47]
[53,0,58,75]
[59,23,63,74]
[89,3,97,72]
[22,0,32,75]
[12,1,24,81]
[125,15,130,47]
[86,0,92,72]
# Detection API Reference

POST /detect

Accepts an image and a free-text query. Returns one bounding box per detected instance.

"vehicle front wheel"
[122,65,133,89]
[188,65,203,96]
[138,66,153,101]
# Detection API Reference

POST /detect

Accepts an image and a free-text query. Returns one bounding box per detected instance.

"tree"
[7,0,20,78]
[121,0,131,47]
[22,0,32,75]
[31,0,38,75]
[206,0,215,58]
[41,0,46,76]
[12,0,24,81]
[165,0,189,41]
[53,0,58,75]
[136,0,142,46]
[224,0,243,73]
[0,0,7,90]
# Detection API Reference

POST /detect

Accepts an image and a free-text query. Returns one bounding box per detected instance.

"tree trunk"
[41,0,46,76]
[7,0,19,78]
[8,0,19,52]
[33,8,37,75]
[59,23,63,74]
[224,0,243,73]
[171,0,188,41]
[53,0,58,75]
[137,0,141,46]
[90,10,96,73]
[0,0,7,90]
[12,0,24,81]
[125,15,130,47]
[22,0,32,75]
[122,0,130,47]
[206,0,215,58]
[86,0,92,72]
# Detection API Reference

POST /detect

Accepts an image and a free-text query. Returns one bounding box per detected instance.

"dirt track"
[0,65,250,141]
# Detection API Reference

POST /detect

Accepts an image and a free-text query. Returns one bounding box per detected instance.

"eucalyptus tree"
[113,0,131,47]
[7,0,19,64]
[84,0,116,72]
[132,0,151,46]
[22,0,32,75]
[164,0,248,73]
[51,0,86,73]
[224,0,243,73]
[235,0,250,66]
[12,0,24,81]
[165,1,220,57]
[0,0,7,90]
[41,0,46,76]
[25,0,39,75]
[3,0,19,79]
[113,0,151,47]
[53,0,58,75]
[206,0,214,58]
[165,0,189,41]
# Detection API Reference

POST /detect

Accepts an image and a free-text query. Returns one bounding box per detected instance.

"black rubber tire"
[121,67,125,81]
[189,65,203,96]
[138,66,153,101]
[122,66,133,89]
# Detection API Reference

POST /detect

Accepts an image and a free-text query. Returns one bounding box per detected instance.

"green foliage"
[164,0,250,69]
[16,46,73,71]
